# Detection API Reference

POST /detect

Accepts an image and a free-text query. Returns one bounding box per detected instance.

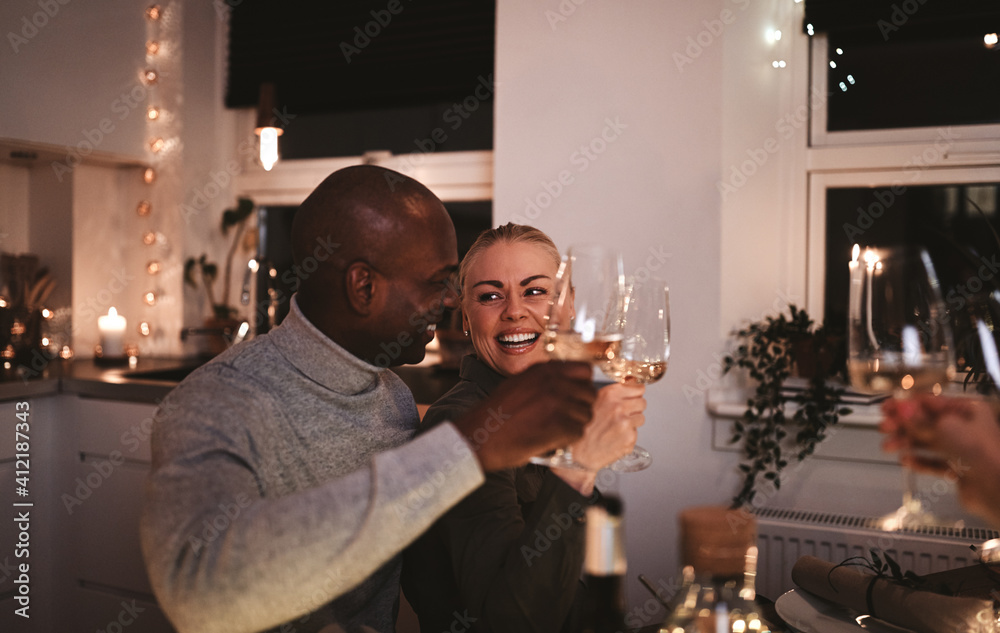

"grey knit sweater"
[140,298,484,633]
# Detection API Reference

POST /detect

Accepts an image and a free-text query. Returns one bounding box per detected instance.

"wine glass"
[600,277,670,472]
[530,244,626,470]
[847,245,956,529]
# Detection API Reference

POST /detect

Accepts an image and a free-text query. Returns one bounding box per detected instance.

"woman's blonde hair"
[458,223,561,296]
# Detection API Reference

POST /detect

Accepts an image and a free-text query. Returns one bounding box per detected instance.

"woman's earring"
[463,330,470,337]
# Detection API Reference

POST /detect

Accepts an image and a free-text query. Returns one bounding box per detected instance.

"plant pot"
[792,333,845,380]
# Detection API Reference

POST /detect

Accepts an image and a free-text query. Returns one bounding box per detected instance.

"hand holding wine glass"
[599,277,670,471]
[847,245,956,529]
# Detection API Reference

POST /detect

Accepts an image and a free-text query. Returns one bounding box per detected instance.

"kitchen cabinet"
[56,395,176,633]
[0,390,174,633]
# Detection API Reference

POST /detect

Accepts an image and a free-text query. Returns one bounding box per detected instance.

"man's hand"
[452,361,596,472]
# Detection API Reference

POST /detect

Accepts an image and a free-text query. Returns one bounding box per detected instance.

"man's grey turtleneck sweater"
[141,297,484,633]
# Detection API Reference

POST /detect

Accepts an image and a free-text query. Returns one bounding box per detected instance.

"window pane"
[824,183,1000,373]
[825,31,1000,131]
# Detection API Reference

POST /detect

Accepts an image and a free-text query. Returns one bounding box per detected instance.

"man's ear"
[345,261,378,315]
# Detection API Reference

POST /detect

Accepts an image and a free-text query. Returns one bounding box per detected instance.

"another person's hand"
[453,361,596,472]
[553,382,646,495]
[881,395,1000,528]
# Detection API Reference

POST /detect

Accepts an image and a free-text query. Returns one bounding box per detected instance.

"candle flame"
[864,248,880,270]
[851,244,860,262]
[108,307,118,317]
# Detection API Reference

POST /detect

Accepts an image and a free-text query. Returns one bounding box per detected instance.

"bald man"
[140,166,596,633]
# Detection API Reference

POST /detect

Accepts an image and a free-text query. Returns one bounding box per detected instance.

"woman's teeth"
[497,332,539,347]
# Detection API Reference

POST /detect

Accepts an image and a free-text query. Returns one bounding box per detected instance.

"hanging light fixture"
[254,82,283,171]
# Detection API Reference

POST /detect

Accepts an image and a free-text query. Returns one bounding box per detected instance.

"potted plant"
[722,304,852,508]
[184,198,255,351]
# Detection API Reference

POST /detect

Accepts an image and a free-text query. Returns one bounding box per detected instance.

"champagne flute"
[600,278,670,472]
[530,244,626,470]
[847,245,956,529]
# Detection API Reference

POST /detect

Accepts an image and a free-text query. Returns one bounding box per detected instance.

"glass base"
[878,496,965,531]
[528,448,593,471]
[529,445,652,473]
[607,445,652,472]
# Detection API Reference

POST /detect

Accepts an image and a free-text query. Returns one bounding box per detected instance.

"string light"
[986,33,999,49]
[139,3,172,352]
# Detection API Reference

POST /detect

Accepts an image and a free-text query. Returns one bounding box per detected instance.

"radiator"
[751,507,1000,600]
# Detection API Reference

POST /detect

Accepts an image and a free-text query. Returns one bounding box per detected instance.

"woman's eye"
[525,287,548,297]
[477,292,502,303]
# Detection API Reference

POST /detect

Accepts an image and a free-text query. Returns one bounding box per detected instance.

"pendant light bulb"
[256,126,282,172]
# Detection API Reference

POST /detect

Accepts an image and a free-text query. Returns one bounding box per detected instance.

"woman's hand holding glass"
[552,382,647,493]
[599,278,670,471]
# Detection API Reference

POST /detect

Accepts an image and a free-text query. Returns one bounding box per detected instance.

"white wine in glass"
[600,278,669,472]
[847,245,956,529]
[531,244,626,470]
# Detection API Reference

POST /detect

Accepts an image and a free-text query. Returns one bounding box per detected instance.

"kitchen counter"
[0,354,462,405]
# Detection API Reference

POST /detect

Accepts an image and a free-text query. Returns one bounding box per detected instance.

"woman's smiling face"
[461,241,558,377]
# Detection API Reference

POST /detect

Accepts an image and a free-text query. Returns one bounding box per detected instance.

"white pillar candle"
[98,307,127,357]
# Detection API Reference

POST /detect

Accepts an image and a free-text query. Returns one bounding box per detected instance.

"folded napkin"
[791,555,996,633]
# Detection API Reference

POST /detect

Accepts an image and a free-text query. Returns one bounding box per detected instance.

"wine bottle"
[660,506,763,633]
[580,496,627,633]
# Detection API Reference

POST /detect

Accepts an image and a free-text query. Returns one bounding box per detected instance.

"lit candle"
[848,244,861,320]
[864,249,880,350]
[98,307,127,357]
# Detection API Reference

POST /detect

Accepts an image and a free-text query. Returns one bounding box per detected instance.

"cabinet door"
[60,395,176,632]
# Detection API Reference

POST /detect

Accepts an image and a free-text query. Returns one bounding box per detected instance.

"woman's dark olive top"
[402,354,592,633]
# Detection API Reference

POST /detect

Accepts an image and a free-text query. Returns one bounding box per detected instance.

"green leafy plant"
[723,304,852,508]
[184,198,255,320]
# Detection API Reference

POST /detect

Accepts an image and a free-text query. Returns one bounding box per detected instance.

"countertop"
[0,354,462,405]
